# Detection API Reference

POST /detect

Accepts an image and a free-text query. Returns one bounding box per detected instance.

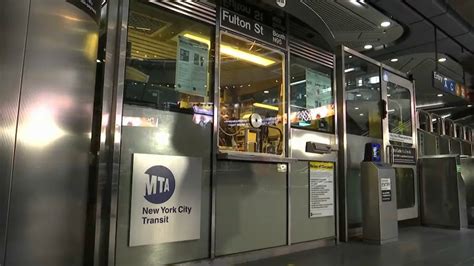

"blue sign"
[144,165,176,204]
[433,71,456,95]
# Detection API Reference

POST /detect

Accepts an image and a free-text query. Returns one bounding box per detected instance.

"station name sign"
[432,71,473,102]
[220,0,287,49]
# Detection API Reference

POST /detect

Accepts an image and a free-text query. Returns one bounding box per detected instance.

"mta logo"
[144,165,175,204]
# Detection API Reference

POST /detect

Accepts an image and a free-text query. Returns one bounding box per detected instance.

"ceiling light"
[96,59,101,63]
[390,58,398,62]
[183,33,276,67]
[359,113,364,116]
[263,90,269,94]
[356,94,362,97]
[364,44,373,50]
[441,113,451,119]
[437,93,443,97]
[354,107,359,110]
[438,57,447,62]
[468,104,472,108]
[387,94,391,97]
[349,55,353,58]
[380,21,391,27]
[253,103,279,111]
[345,68,355,73]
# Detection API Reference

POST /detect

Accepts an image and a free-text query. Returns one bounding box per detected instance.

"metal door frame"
[381,69,419,221]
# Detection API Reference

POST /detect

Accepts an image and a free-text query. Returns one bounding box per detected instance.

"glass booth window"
[124,6,214,114]
[344,55,382,138]
[289,55,334,133]
[387,83,412,145]
[219,33,285,155]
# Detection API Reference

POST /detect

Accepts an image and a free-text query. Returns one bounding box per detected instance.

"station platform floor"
[240,227,474,266]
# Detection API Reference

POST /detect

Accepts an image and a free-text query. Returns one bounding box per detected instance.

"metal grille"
[302,0,374,32]
[149,0,216,25]
[289,40,334,68]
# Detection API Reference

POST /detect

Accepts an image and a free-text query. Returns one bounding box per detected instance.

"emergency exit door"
[381,70,418,221]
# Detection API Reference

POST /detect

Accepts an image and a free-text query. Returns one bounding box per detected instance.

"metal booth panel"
[290,161,336,243]
[4,0,99,265]
[0,0,30,263]
[460,157,474,227]
[461,141,472,156]
[439,136,451,154]
[215,161,287,256]
[417,129,438,156]
[115,107,211,265]
[450,138,462,155]
[419,156,467,229]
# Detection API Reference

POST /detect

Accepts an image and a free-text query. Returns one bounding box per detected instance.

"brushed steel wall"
[0,0,30,264]
[2,0,99,265]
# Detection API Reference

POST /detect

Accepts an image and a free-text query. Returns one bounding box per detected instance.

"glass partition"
[289,55,334,133]
[344,55,382,138]
[387,83,412,145]
[444,119,455,137]
[218,33,285,155]
[455,124,464,139]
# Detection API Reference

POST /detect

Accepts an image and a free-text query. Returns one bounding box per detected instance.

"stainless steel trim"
[381,64,410,80]
[210,5,221,259]
[285,22,292,246]
[335,45,348,242]
[149,1,216,25]
[217,152,297,163]
[105,0,129,264]
[0,0,30,264]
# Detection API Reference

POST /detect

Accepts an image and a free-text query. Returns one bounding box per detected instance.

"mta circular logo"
[144,165,175,204]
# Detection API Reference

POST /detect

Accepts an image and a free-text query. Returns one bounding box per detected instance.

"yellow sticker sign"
[309,161,334,170]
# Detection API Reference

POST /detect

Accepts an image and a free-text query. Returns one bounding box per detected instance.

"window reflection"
[387,83,412,145]
[219,33,285,155]
[124,6,214,114]
[344,55,382,138]
[289,55,334,133]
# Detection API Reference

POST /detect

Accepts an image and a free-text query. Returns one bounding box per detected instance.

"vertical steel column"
[285,14,292,246]
[335,46,348,242]
[210,0,222,259]
[0,1,30,265]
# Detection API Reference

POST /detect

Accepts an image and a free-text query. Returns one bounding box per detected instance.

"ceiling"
[356,0,474,127]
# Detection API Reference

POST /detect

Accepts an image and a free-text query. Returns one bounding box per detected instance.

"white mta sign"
[129,154,202,246]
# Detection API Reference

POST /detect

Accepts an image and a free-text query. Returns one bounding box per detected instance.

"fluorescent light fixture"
[381,21,391,27]
[437,93,443,97]
[387,94,391,97]
[438,57,447,62]
[183,33,276,67]
[263,90,269,94]
[441,113,451,119]
[359,113,364,116]
[356,93,362,97]
[369,76,379,84]
[354,107,359,110]
[345,68,355,73]
[290,79,306,86]
[350,0,362,6]
[253,103,279,111]
[364,44,373,50]
[390,58,398,62]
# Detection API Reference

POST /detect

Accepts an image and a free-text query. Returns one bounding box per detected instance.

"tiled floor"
[240,227,474,266]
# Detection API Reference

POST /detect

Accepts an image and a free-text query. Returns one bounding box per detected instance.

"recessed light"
[437,93,443,97]
[381,21,391,27]
[359,113,364,116]
[349,55,353,58]
[438,57,447,62]
[356,94,362,97]
[354,107,359,110]
[264,90,269,94]
[390,58,398,62]
[468,104,472,107]
[364,44,373,50]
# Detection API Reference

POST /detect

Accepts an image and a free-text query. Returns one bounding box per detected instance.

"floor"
[240,227,474,266]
